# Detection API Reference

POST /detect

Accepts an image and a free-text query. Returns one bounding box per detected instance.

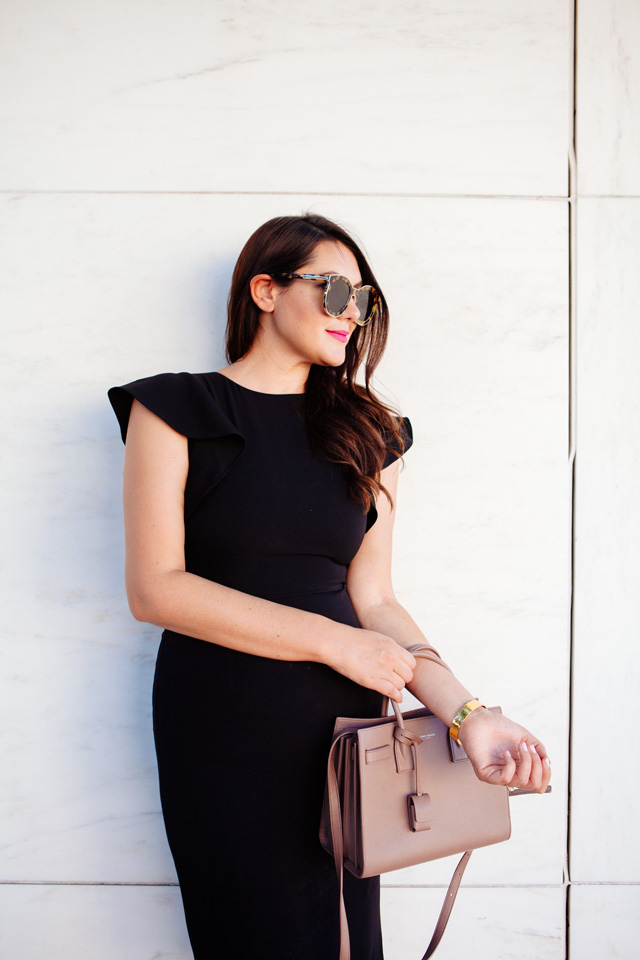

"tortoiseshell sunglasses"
[273,273,379,326]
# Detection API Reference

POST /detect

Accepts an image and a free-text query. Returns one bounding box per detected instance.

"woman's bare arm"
[346,462,475,719]
[346,460,551,793]
[121,400,416,701]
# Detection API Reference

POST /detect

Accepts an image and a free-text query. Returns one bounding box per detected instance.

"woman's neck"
[218,347,310,396]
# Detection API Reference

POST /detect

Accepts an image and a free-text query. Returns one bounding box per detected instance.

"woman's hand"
[457,707,551,794]
[331,629,417,702]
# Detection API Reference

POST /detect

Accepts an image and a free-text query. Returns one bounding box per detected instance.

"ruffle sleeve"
[382,416,413,468]
[365,416,413,532]
[108,373,245,520]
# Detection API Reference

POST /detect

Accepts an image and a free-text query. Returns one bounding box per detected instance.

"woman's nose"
[342,294,360,325]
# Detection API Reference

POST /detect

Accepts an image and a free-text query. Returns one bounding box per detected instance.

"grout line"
[567,0,578,876]
[382,883,564,889]
[0,879,565,889]
[566,1,578,957]
[564,881,640,887]
[0,188,570,201]
[573,194,640,199]
[0,881,180,887]
[4,879,636,888]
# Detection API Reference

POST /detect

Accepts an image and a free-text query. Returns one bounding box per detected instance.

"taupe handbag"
[320,646,538,960]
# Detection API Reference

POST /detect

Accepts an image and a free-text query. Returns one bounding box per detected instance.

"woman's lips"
[327,330,348,343]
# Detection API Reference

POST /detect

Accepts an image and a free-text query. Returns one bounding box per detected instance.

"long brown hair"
[226,214,407,509]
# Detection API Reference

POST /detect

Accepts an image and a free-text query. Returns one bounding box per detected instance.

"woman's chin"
[316,345,348,368]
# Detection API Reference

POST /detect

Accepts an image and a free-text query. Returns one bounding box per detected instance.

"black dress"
[109,371,412,960]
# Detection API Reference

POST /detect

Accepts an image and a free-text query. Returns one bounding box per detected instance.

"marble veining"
[0,1,568,194]
[577,0,640,195]
[571,199,640,884]
[569,885,640,960]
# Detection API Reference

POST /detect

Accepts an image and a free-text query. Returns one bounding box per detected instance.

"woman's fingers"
[489,743,534,790]
[527,741,542,788]
[509,741,552,792]
[532,739,549,761]
[400,647,417,670]
[501,750,517,783]
[374,640,415,695]
[334,630,416,697]
[394,660,415,685]
[386,665,414,701]
[540,756,552,793]
[458,711,552,793]
[386,682,404,703]
[514,740,533,787]
[382,644,415,676]
[529,743,552,793]
[402,663,416,683]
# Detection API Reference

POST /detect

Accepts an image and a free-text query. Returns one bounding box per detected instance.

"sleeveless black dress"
[109,372,412,960]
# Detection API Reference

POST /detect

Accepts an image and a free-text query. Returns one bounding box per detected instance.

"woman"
[109,214,550,960]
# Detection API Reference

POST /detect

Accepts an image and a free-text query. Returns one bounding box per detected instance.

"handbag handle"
[390,648,449,796]
[380,643,453,720]
[404,643,453,673]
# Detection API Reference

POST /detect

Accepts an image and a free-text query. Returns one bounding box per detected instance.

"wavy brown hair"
[226,214,407,510]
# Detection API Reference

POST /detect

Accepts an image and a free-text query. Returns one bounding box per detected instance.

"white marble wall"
[568,2,640,957]
[576,0,640,197]
[1,2,577,958]
[1,0,568,196]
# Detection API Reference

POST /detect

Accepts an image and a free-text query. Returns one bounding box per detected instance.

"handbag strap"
[326,734,351,960]
[380,644,452,716]
[391,646,452,799]
[419,850,472,959]
[405,643,452,669]
[326,644,546,956]
[326,733,473,960]
[326,643,467,960]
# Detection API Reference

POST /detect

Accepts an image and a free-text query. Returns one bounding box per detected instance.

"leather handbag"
[320,645,533,960]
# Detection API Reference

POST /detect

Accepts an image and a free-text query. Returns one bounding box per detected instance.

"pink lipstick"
[327,330,348,343]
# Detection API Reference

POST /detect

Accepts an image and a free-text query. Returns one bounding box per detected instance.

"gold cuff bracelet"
[449,699,485,742]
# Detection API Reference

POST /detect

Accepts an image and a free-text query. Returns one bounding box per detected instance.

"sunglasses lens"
[325,276,352,317]
[355,287,375,325]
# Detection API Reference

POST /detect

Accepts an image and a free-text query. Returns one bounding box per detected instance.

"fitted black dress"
[109,371,412,960]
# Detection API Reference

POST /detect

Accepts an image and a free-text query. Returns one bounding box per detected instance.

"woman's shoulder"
[348,382,413,467]
[382,415,413,468]
[108,371,236,443]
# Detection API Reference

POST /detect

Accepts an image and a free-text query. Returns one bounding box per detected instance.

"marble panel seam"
[0,881,568,888]
[576,194,640,199]
[0,189,571,201]
[382,883,566,889]
[568,881,640,887]
[0,881,179,887]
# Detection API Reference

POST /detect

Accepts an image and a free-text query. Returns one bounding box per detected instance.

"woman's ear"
[249,274,278,313]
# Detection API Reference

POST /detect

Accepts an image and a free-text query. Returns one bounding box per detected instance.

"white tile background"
[570,3,640,957]
[577,0,640,196]
[569,886,640,960]
[571,198,640,883]
[0,1,568,196]
[0,1,637,958]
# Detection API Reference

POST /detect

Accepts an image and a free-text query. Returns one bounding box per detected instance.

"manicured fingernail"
[521,741,529,752]
[544,757,551,767]
[505,750,512,759]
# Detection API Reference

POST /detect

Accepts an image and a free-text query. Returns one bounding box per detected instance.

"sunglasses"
[273,273,379,326]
